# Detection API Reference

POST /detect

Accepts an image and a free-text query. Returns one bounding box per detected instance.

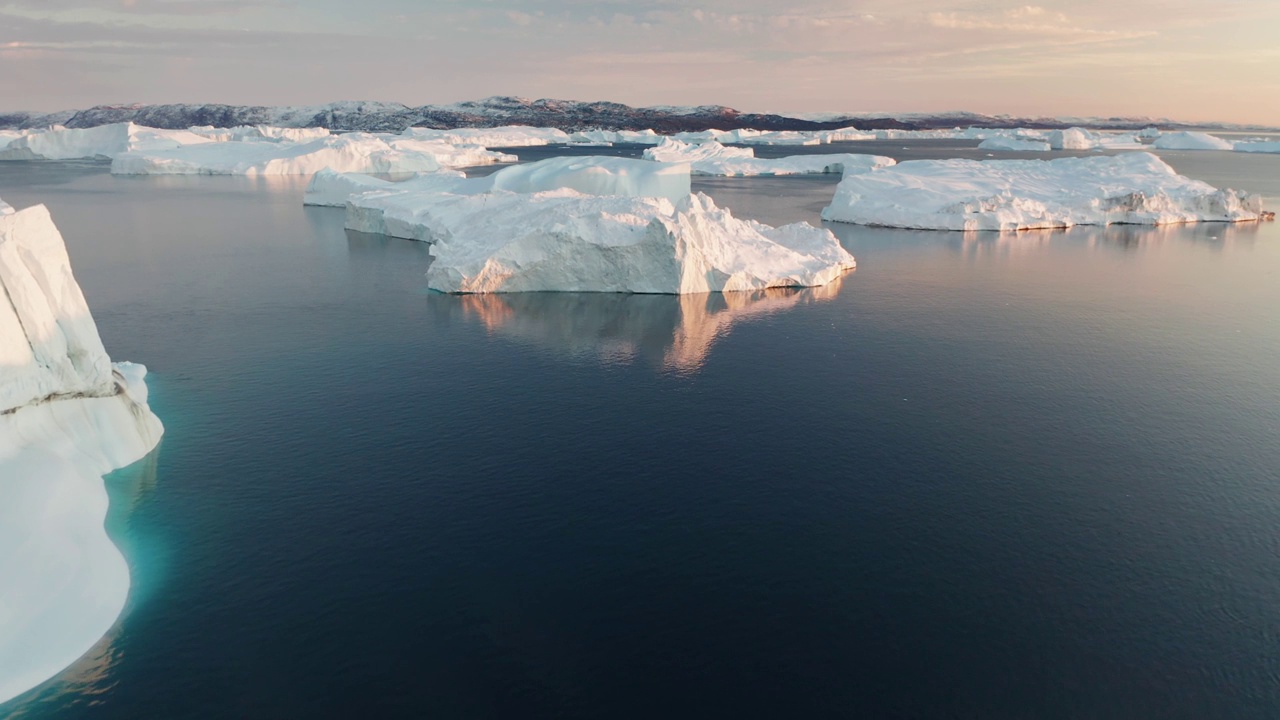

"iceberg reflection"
[436,279,846,373]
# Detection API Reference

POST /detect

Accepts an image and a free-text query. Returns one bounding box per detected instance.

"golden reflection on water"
[452,275,847,374]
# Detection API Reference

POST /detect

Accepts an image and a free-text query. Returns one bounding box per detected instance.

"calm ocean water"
[1,143,1279,719]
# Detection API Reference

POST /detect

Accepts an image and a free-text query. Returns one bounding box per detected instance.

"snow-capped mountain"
[0,96,1271,133]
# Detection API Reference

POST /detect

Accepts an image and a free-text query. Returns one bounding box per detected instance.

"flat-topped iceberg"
[643,138,755,164]
[1234,141,1280,154]
[689,153,895,177]
[0,200,163,706]
[0,123,214,161]
[303,168,466,207]
[640,138,893,177]
[1152,131,1234,151]
[330,156,854,294]
[111,134,514,175]
[821,152,1266,231]
[978,137,1052,152]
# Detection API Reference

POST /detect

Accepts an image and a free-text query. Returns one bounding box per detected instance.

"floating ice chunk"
[0,123,214,161]
[110,134,513,175]
[821,152,1265,231]
[0,201,163,706]
[485,156,692,203]
[348,189,854,294]
[643,138,755,163]
[333,156,854,294]
[688,153,895,177]
[0,198,11,215]
[1234,141,1280,154]
[640,138,892,176]
[1152,132,1235,151]
[568,129,663,145]
[303,168,466,206]
[977,137,1052,152]
[1047,128,1096,150]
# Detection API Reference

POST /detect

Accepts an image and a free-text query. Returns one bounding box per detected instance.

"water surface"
[0,148,1278,718]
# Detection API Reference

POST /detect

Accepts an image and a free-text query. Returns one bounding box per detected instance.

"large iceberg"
[1151,131,1234,151]
[0,123,214,161]
[689,154,895,177]
[821,152,1266,231]
[643,137,754,164]
[1234,141,1280,154]
[332,156,854,294]
[641,137,893,177]
[111,134,514,175]
[0,200,163,706]
[303,168,466,207]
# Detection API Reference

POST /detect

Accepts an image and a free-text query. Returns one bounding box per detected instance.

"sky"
[2,0,1278,124]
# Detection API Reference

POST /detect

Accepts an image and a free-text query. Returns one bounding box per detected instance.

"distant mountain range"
[0,96,1271,133]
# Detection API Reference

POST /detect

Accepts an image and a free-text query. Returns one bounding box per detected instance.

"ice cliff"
[0,200,163,706]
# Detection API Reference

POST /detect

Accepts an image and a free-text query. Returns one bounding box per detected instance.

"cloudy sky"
[2,0,1278,123]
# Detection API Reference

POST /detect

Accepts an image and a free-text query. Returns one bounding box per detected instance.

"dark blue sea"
[1,142,1279,719]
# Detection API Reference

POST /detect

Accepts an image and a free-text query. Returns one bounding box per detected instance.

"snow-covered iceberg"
[640,137,893,177]
[0,123,214,161]
[111,134,513,175]
[1152,132,1234,151]
[689,154,895,177]
[821,152,1266,231]
[1234,141,1280,154]
[303,168,466,207]
[334,156,854,294]
[0,200,163,706]
[643,138,754,164]
[978,137,1052,152]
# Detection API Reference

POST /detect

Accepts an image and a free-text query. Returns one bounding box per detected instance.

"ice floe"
[1152,131,1235,151]
[1233,141,1280,154]
[978,137,1052,152]
[0,200,163,706]
[821,152,1266,231]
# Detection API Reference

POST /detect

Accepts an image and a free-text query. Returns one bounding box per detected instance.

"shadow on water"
[3,446,163,719]
[424,278,848,374]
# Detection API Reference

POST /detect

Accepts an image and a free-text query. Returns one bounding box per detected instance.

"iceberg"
[689,154,894,177]
[484,155,691,202]
[821,152,1266,231]
[0,201,163,706]
[1234,141,1280,154]
[643,138,755,164]
[1152,131,1235,151]
[640,137,894,177]
[568,129,663,145]
[303,168,466,207]
[335,156,854,294]
[110,134,512,175]
[978,137,1052,152]
[0,123,214,161]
